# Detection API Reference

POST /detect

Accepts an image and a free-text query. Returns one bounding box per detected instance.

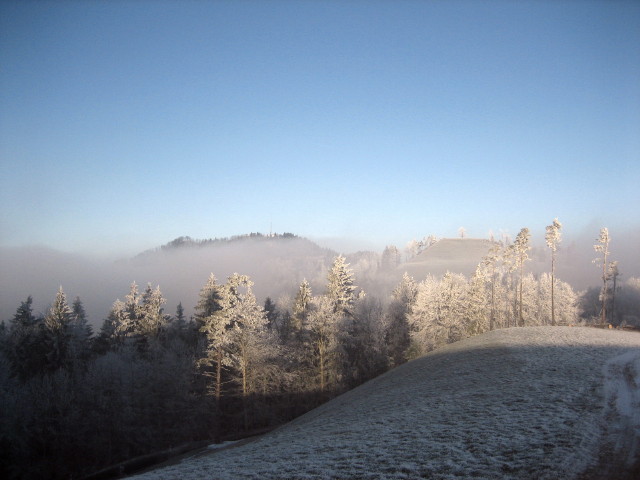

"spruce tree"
[293,279,312,331]
[7,296,45,380]
[140,284,167,338]
[43,287,74,371]
[195,273,229,424]
[386,273,417,366]
[326,255,357,313]
[175,302,185,323]
[69,296,92,366]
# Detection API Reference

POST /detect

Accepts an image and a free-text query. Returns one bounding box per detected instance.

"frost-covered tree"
[293,278,312,332]
[99,282,167,351]
[545,218,562,325]
[124,282,143,331]
[195,274,223,323]
[68,296,92,365]
[466,266,489,336]
[43,287,74,372]
[480,242,502,330]
[381,245,402,271]
[140,284,167,338]
[501,240,518,327]
[386,273,417,366]
[195,274,228,403]
[224,274,270,397]
[263,297,278,330]
[512,228,531,327]
[393,272,419,306]
[520,273,540,325]
[553,277,579,325]
[100,282,143,344]
[106,299,129,345]
[306,295,342,392]
[404,239,421,260]
[326,255,357,313]
[346,295,388,386]
[593,227,611,324]
[409,273,467,356]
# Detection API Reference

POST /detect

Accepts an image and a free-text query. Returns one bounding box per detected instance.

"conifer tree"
[545,218,562,326]
[44,287,74,371]
[466,266,489,336]
[593,227,611,324]
[124,282,143,335]
[140,284,167,338]
[224,274,266,394]
[7,296,45,380]
[392,272,418,306]
[263,297,279,331]
[101,282,142,343]
[175,302,186,325]
[293,279,312,331]
[480,242,502,330]
[386,273,417,366]
[609,261,620,325]
[306,295,341,392]
[326,255,357,313]
[381,245,401,271]
[195,274,228,405]
[105,299,128,346]
[512,228,531,327]
[69,296,92,365]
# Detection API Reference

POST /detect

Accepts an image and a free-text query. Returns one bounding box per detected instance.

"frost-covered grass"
[130,327,640,479]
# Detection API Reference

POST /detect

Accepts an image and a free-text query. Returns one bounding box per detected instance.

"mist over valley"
[2,226,638,328]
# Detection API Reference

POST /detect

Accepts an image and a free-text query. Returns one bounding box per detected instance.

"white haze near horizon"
[1,228,638,328]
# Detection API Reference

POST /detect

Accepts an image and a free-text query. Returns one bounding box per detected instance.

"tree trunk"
[551,255,556,326]
[611,270,618,326]
[319,347,325,392]
[601,252,608,325]
[242,361,249,431]
[518,262,524,327]
[214,350,222,443]
[490,269,495,331]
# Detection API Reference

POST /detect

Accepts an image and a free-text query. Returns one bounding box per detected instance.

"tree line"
[1,221,638,479]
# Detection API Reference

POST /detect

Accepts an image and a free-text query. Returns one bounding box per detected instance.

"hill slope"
[130,327,640,479]
[401,238,494,279]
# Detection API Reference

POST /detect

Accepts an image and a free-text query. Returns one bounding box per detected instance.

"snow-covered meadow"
[130,327,640,479]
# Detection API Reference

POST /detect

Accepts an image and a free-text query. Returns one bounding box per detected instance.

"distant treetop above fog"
[137,232,304,257]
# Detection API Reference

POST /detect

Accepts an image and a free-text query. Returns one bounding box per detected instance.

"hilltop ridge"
[402,237,495,278]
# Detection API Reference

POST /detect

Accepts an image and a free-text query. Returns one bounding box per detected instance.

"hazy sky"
[1,0,639,256]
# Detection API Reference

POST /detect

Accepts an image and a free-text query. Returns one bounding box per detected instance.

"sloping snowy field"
[130,327,640,479]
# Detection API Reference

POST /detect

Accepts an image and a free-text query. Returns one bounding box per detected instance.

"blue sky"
[1,0,639,256]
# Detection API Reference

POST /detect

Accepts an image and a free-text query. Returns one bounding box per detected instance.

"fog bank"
[1,228,638,328]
